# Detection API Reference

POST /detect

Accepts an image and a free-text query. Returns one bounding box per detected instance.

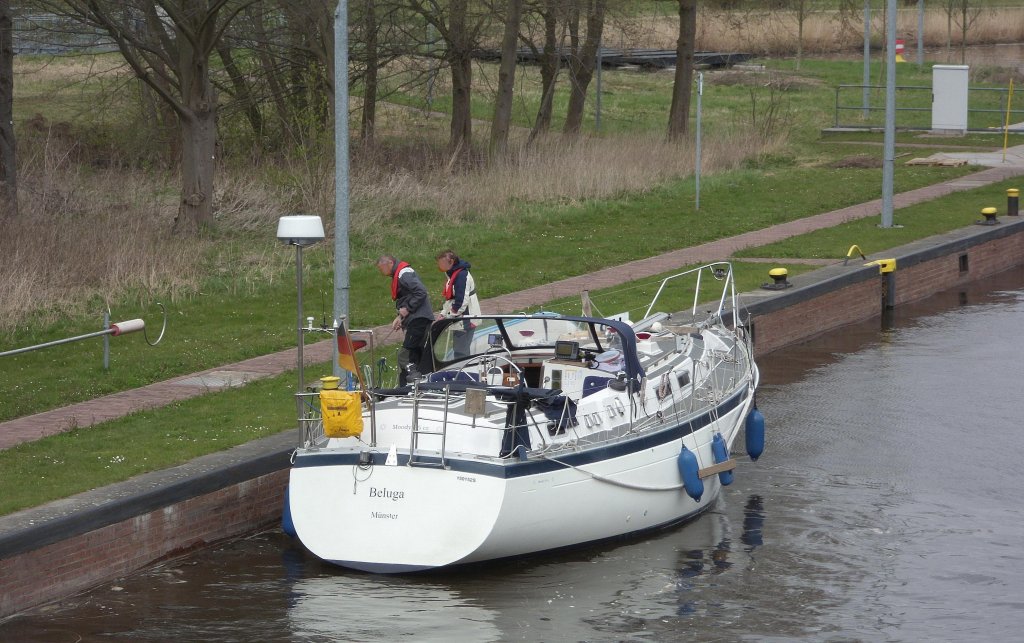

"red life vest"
[443,268,464,301]
[390,261,410,300]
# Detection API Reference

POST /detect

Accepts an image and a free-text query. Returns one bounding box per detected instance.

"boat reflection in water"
[742,494,765,550]
[282,493,766,641]
[285,574,502,641]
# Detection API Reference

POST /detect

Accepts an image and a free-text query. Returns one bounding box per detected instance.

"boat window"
[431,318,493,363]
[430,317,552,364]
[431,316,619,370]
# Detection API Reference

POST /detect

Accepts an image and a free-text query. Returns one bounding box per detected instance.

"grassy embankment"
[2,34,1022,513]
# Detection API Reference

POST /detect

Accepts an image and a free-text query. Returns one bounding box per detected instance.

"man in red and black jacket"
[376,255,434,385]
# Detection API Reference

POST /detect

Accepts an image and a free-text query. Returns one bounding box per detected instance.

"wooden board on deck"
[698,459,736,479]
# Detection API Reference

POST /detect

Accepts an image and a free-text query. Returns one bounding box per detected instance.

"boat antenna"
[321,289,328,329]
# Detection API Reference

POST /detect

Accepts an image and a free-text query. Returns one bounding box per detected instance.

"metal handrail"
[833,83,1024,131]
[0,305,166,372]
[643,261,737,322]
[295,391,325,448]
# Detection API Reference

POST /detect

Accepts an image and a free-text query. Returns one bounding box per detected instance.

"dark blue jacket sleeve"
[452,269,468,312]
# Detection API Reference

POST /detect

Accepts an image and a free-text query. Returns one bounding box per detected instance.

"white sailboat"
[284,262,764,572]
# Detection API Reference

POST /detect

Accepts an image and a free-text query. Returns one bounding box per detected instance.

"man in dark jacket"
[376,255,434,385]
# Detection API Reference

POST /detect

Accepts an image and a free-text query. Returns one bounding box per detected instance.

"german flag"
[336,321,367,390]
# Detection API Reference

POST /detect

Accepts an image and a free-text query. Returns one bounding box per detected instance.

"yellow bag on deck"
[320,389,364,438]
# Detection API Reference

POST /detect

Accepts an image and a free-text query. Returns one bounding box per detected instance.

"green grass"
[1,52,1017,516]
[521,261,819,320]
[381,55,858,139]
[0,259,814,515]
[737,177,1024,260]
[0,371,298,516]
[0,161,998,516]
[0,158,973,423]
[821,129,1012,147]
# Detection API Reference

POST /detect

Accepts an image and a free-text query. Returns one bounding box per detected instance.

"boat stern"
[288,453,506,572]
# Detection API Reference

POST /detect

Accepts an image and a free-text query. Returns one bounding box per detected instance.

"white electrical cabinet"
[932,65,969,134]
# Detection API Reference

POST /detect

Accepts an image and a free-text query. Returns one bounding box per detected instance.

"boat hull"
[288,393,749,572]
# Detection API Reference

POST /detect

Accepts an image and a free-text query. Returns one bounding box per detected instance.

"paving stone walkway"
[3,157,1024,451]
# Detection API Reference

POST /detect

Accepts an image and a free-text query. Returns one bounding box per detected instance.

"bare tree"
[948,0,981,64]
[360,0,379,143]
[216,37,263,139]
[667,0,696,141]
[219,3,332,148]
[489,0,523,158]
[0,0,14,218]
[406,0,489,157]
[351,0,423,145]
[217,1,411,150]
[791,0,810,69]
[40,1,259,233]
[562,0,606,137]
[523,0,566,143]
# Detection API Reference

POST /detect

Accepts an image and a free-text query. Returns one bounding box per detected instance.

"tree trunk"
[249,6,295,143]
[489,0,523,158]
[447,0,473,156]
[217,41,263,141]
[796,1,805,71]
[959,3,967,65]
[529,0,559,142]
[361,0,378,143]
[175,34,217,232]
[0,0,15,218]
[563,0,606,137]
[449,51,473,155]
[667,0,696,141]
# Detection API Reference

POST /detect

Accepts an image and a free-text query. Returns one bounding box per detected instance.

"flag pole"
[336,316,366,391]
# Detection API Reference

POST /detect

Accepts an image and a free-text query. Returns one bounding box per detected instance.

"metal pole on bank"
[863,0,871,118]
[917,0,924,66]
[103,309,111,368]
[0,317,148,359]
[882,0,896,228]
[695,71,703,211]
[334,0,351,383]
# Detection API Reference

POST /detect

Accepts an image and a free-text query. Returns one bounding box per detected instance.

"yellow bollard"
[978,207,999,226]
[761,267,792,290]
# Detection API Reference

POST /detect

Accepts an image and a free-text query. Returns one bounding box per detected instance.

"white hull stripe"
[293,386,748,479]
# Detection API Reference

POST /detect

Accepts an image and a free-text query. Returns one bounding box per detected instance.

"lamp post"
[277,215,325,403]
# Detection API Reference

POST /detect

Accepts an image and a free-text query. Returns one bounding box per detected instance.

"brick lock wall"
[897,236,1023,306]
[753,278,882,356]
[0,470,288,618]
[753,224,1024,356]
[3,220,1023,621]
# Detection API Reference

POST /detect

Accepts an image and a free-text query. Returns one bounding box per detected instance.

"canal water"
[5,268,1024,642]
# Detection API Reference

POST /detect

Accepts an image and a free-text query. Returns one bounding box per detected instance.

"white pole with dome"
[277,215,325,407]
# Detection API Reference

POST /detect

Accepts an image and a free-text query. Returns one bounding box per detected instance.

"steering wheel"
[456,353,523,381]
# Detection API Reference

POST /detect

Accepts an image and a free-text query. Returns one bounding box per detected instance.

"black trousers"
[399,317,432,385]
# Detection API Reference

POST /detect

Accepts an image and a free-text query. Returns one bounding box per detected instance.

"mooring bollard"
[866,259,897,310]
[761,267,791,290]
[1008,189,1019,217]
[978,207,999,226]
